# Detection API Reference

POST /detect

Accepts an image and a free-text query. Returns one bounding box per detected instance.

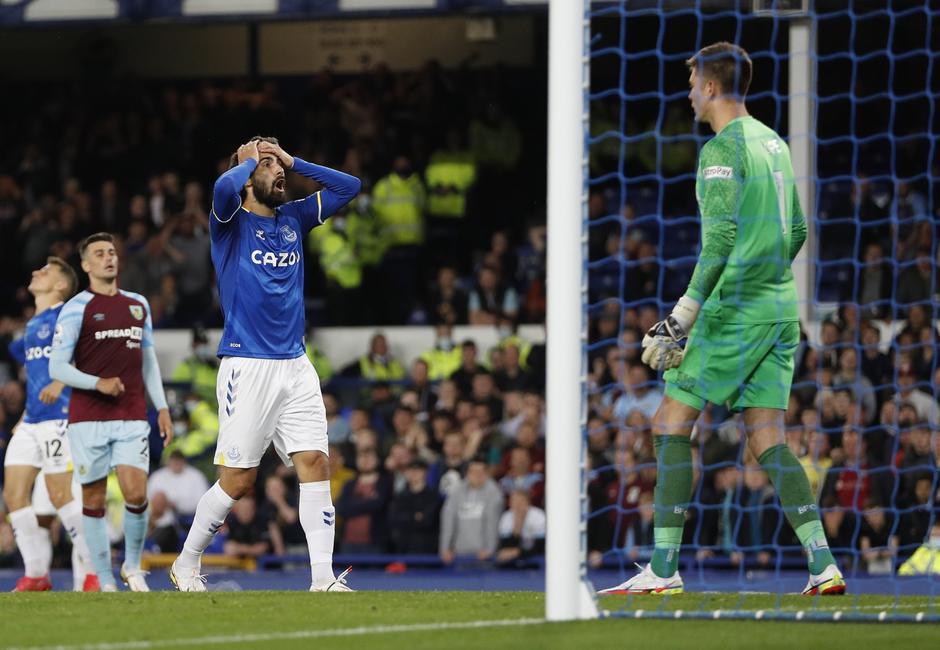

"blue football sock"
[123,502,149,572]
[82,509,116,587]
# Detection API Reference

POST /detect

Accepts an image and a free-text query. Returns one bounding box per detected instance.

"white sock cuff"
[9,506,38,526]
[299,481,331,494]
[210,481,238,508]
[57,500,81,519]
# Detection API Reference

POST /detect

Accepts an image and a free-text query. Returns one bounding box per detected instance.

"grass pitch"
[0,592,938,650]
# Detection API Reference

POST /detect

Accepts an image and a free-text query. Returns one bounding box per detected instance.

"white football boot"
[169,560,208,592]
[597,563,684,595]
[120,566,151,592]
[310,566,354,592]
[802,564,846,595]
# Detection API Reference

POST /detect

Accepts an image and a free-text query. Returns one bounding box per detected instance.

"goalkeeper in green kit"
[599,43,845,596]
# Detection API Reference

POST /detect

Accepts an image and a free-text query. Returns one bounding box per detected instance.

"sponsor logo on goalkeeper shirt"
[762,138,783,155]
[702,165,734,180]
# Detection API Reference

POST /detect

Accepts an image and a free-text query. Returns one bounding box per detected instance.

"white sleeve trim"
[211,198,243,224]
[315,192,324,225]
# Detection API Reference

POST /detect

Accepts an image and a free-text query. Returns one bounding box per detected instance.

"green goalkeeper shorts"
[663,316,799,412]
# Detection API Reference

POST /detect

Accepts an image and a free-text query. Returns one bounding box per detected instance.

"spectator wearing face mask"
[171,327,219,408]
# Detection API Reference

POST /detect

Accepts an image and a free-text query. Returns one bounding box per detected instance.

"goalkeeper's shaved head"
[686,42,752,98]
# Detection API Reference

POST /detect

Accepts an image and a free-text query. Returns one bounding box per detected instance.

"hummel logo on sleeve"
[703,166,734,180]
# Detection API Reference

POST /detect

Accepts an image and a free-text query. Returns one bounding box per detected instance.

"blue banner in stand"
[0,0,549,26]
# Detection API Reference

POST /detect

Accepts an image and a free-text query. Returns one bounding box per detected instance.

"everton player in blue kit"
[171,138,360,592]
[50,233,174,592]
[4,257,96,591]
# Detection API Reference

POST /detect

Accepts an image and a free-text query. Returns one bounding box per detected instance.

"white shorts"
[31,471,82,517]
[214,355,328,469]
[4,420,72,474]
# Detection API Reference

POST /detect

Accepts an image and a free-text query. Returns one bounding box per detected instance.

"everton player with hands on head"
[4,257,96,592]
[170,137,360,592]
[50,233,173,592]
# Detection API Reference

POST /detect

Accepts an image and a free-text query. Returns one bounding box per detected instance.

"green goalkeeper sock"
[650,435,692,579]
[758,444,836,575]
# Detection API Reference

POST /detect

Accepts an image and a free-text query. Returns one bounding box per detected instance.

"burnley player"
[4,257,96,592]
[170,138,360,592]
[50,233,173,592]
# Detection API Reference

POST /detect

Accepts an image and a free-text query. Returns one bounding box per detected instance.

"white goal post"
[545,0,598,622]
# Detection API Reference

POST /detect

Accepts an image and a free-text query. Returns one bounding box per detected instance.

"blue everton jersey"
[210,156,360,359]
[9,305,71,423]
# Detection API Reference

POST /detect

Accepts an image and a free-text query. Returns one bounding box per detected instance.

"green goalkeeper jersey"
[685,115,807,324]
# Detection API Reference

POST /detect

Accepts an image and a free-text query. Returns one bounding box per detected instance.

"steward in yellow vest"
[419,324,463,381]
[372,158,426,248]
[171,328,220,408]
[305,338,334,384]
[341,332,406,382]
[426,148,476,219]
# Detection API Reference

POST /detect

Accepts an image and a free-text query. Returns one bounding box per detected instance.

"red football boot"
[83,574,101,592]
[13,575,52,592]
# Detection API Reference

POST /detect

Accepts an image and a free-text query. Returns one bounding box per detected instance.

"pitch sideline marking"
[6,618,547,650]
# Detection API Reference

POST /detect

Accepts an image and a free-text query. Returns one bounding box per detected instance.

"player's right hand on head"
[237,140,260,165]
[95,377,125,397]
[641,316,687,372]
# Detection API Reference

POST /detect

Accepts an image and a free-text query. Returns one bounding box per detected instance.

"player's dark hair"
[78,232,115,259]
[46,256,79,299]
[686,42,752,98]
[228,136,280,170]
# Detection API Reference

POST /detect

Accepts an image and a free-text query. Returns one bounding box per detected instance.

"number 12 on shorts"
[44,439,62,458]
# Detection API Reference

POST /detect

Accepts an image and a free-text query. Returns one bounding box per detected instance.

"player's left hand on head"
[641,295,700,372]
[157,408,174,447]
[258,141,294,170]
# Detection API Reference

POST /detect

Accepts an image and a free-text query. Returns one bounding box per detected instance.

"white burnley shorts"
[214,354,328,469]
[4,419,71,474]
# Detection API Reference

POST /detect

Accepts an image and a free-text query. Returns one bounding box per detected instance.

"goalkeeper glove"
[641,295,701,371]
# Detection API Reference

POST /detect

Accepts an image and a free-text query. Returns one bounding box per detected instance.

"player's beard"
[254,179,287,210]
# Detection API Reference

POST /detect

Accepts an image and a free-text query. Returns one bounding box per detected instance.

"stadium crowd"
[0,62,547,330]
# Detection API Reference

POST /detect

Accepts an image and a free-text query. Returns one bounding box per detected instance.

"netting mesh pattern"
[585,0,938,620]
